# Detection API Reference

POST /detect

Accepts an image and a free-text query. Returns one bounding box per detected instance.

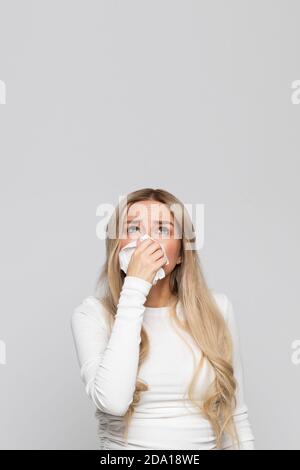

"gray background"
[0,0,299,450]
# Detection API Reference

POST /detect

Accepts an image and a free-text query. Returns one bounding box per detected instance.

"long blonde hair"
[95,188,240,449]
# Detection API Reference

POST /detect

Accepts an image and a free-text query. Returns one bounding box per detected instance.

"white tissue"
[118,233,169,285]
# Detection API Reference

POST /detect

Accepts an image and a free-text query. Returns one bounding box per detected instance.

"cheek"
[162,241,181,272]
[118,237,130,250]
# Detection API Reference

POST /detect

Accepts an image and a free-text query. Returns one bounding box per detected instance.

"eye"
[157,226,170,235]
[127,225,140,234]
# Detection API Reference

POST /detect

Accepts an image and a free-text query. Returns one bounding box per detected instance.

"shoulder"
[70,295,109,329]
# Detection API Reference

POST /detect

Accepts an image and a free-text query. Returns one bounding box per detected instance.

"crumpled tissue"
[118,233,169,285]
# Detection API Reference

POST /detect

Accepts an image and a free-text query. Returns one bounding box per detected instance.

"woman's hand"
[127,237,168,284]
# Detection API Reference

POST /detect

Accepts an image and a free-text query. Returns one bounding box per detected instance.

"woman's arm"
[70,275,152,416]
[221,295,256,450]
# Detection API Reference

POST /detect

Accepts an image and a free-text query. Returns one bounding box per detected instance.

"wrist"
[123,275,153,295]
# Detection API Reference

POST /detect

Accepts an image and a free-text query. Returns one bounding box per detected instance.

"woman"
[71,188,255,450]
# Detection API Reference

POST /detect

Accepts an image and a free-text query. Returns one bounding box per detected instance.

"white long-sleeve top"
[71,275,255,450]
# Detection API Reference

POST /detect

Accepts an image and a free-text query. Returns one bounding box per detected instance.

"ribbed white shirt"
[71,275,255,450]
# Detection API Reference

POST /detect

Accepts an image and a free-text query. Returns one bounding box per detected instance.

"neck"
[144,274,176,308]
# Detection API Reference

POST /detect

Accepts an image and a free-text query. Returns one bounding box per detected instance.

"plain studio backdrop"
[0,0,299,450]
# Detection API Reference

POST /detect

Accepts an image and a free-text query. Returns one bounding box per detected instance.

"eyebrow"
[126,218,174,227]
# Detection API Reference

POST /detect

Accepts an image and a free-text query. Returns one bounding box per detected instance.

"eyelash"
[127,225,170,235]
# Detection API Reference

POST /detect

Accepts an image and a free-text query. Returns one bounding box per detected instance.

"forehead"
[126,200,173,221]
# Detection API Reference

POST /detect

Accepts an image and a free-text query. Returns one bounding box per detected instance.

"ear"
[176,256,182,265]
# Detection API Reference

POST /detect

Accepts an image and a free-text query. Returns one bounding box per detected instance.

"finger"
[153,252,168,267]
[135,237,153,252]
[152,247,167,262]
[144,240,163,256]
